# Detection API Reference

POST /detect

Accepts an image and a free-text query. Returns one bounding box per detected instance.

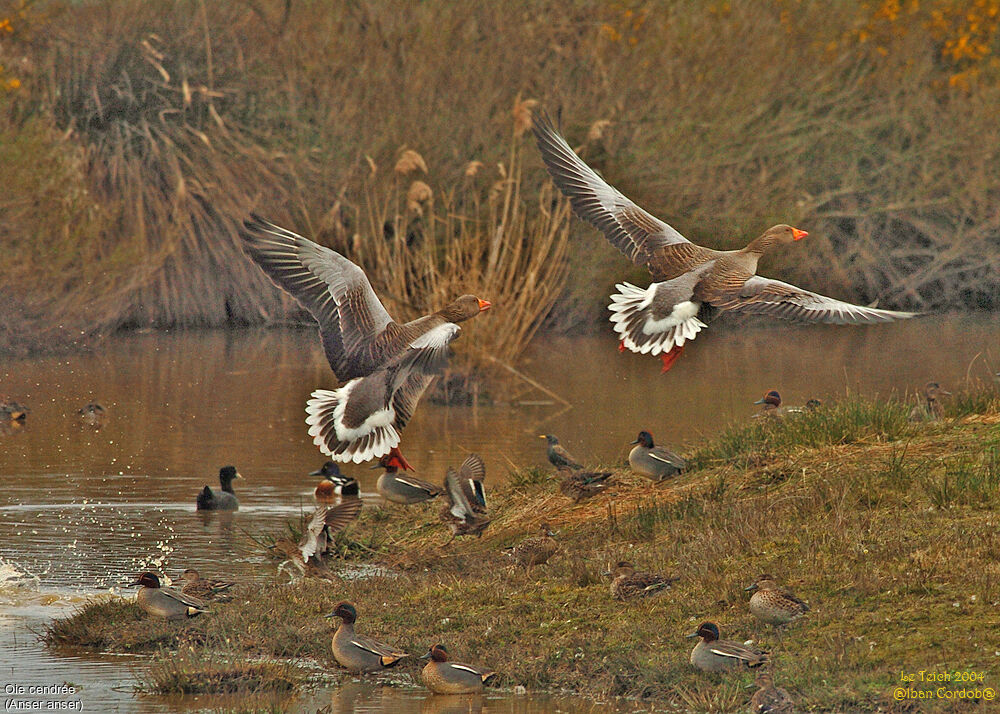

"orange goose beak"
[791,227,808,241]
[477,298,492,312]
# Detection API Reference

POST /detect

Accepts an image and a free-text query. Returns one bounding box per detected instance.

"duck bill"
[419,651,432,660]
[127,580,142,588]
[323,611,337,619]
[744,584,758,592]
[477,298,492,312]
[309,468,323,476]
[753,398,766,405]
[791,227,808,241]
[685,631,700,639]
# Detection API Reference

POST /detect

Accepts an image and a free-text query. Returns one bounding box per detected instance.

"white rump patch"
[608,283,705,355]
[410,323,460,349]
[305,382,400,464]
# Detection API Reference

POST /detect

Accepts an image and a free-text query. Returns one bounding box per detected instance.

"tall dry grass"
[2,0,999,356]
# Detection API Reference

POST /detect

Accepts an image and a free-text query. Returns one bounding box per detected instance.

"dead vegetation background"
[1,0,999,358]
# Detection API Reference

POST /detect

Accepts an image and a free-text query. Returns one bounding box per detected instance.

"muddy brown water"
[0,317,997,711]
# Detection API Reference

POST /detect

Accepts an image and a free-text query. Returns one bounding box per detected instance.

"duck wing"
[709,640,769,667]
[711,276,918,324]
[299,499,363,561]
[239,215,397,380]
[349,633,409,666]
[650,446,685,470]
[160,585,208,612]
[447,662,498,682]
[445,454,487,518]
[532,113,715,278]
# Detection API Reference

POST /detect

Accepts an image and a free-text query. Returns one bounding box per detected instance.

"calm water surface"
[0,317,997,711]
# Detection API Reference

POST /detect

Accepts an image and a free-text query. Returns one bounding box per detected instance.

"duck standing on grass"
[503,522,559,567]
[196,466,241,511]
[420,644,497,694]
[179,569,234,601]
[128,572,208,620]
[750,669,795,713]
[239,214,491,463]
[745,574,810,627]
[326,601,409,673]
[604,561,678,601]
[908,381,950,422]
[374,447,443,505]
[559,468,613,503]
[540,434,583,470]
[688,621,769,672]
[532,113,916,373]
[628,430,684,481]
[440,453,491,540]
[311,461,360,501]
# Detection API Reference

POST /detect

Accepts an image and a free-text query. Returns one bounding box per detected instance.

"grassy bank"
[3,1,1000,356]
[46,388,1000,711]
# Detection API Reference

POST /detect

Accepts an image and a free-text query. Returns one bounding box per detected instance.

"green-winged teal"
[312,461,360,501]
[745,574,809,626]
[908,381,950,422]
[420,644,497,694]
[604,561,678,601]
[503,522,558,567]
[532,113,915,373]
[628,431,684,481]
[179,569,234,601]
[298,498,364,564]
[326,601,408,672]
[77,402,106,428]
[196,466,241,511]
[559,468,612,503]
[128,572,208,620]
[688,622,768,672]
[375,447,443,504]
[440,454,490,540]
[750,669,795,713]
[539,434,583,470]
[240,214,490,464]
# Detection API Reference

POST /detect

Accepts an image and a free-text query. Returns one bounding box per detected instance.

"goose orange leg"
[659,344,684,373]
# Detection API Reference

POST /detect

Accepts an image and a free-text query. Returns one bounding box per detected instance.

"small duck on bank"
[750,669,795,713]
[196,466,241,511]
[439,453,491,541]
[688,621,769,673]
[559,468,612,503]
[503,522,559,567]
[179,569,235,601]
[420,644,497,694]
[128,572,208,620]
[628,430,684,481]
[745,574,810,627]
[908,381,950,422]
[375,447,443,505]
[326,601,408,673]
[311,461,359,501]
[77,402,107,429]
[539,434,583,470]
[604,561,678,601]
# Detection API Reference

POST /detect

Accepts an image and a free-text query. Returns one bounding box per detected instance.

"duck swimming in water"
[196,466,241,511]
